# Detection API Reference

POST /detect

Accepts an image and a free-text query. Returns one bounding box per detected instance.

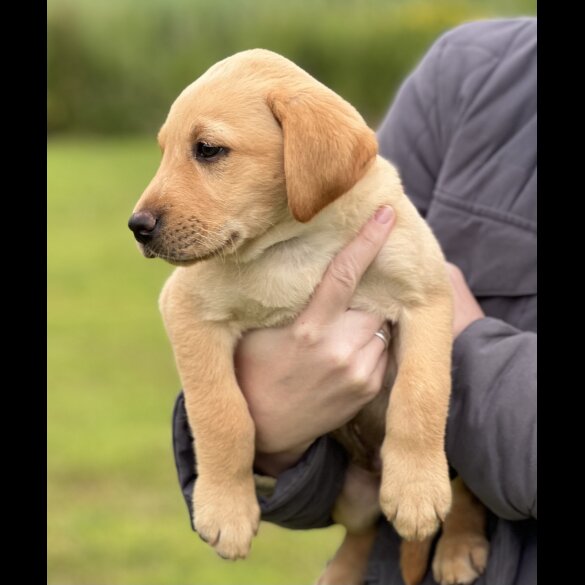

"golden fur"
[132,49,488,584]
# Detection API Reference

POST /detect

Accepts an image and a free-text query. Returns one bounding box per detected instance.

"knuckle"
[292,321,319,346]
[328,258,359,291]
[359,227,380,250]
[362,379,381,400]
[326,346,351,370]
[347,363,369,390]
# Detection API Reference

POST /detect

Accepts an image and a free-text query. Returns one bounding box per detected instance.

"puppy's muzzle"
[128,210,159,244]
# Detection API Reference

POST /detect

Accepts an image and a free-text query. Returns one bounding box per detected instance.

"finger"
[364,320,392,357]
[372,323,392,350]
[360,343,390,401]
[354,321,391,383]
[334,310,387,349]
[301,206,395,327]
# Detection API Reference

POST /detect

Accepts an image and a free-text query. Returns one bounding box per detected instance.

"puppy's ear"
[268,87,378,223]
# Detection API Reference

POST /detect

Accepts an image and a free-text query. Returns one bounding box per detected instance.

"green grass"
[47,137,344,584]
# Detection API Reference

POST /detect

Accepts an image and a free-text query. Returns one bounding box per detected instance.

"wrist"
[254,441,314,477]
[454,312,485,339]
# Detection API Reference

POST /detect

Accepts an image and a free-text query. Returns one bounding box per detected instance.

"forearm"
[446,317,537,520]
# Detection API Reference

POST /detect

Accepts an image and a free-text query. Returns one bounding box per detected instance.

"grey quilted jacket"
[172,18,537,584]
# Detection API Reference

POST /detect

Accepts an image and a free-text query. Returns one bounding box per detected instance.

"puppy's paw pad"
[432,533,489,585]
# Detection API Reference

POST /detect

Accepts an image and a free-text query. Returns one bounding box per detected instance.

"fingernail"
[374,206,393,224]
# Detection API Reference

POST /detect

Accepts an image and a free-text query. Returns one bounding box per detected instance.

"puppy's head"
[129,49,377,265]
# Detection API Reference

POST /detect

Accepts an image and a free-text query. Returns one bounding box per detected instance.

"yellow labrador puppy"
[129,50,488,585]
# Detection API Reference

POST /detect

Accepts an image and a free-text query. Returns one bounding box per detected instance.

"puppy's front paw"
[380,448,451,541]
[193,478,260,560]
[432,531,489,585]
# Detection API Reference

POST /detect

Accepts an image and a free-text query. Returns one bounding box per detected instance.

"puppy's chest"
[204,260,327,330]
[195,252,400,333]
[196,241,338,329]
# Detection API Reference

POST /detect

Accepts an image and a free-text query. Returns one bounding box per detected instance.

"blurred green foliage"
[48,0,536,134]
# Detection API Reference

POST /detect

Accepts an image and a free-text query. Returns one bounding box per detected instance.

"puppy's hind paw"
[432,532,489,585]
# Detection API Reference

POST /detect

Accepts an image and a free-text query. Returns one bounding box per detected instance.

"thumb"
[301,206,395,325]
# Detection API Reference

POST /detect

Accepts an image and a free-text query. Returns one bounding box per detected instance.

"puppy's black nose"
[128,211,158,243]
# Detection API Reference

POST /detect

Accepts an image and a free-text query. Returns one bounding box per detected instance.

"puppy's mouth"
[140,232,241,266]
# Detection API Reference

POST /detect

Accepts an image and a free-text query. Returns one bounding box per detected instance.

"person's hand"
[235,206,396,477]
[446,262,485,338]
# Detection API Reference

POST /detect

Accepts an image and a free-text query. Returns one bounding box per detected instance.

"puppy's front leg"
[380,298,453,541]
[161,282,260,560]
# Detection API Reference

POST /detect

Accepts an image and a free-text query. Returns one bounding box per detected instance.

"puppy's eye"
[194,142,226,161]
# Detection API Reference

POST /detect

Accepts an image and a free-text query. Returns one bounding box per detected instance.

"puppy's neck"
[234,156,401,264]
[234,215,311,263]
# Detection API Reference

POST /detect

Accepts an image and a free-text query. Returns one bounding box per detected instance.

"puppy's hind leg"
[432,477,489,585]
[317,463,380,585]
[317,529,377,585]
[400,537,434,585]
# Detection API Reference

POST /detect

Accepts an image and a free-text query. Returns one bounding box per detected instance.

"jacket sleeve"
[256,435,349,528]
[172,391,349,531]
[447,317,537,520]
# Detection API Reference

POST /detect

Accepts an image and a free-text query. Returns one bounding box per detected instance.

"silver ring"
[373,329,389,349]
